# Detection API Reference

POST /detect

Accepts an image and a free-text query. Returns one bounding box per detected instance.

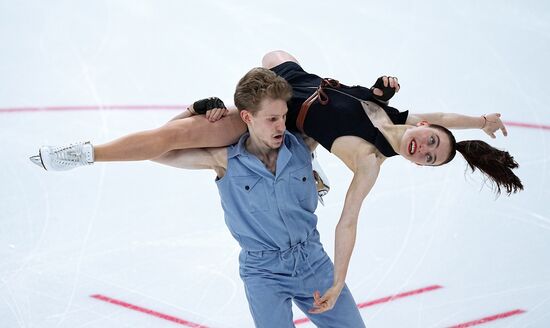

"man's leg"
[293,284,365,328]
[293,244,365,328]
[243,276,296,328]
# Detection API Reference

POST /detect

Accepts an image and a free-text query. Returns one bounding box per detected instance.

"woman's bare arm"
[310,139,382,314]
[406,112,508,138]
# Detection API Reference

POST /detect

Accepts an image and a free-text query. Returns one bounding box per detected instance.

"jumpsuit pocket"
[232,175,270,213]
[290,165,317,210]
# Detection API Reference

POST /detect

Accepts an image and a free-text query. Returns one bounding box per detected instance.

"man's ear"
[240,109,252,124]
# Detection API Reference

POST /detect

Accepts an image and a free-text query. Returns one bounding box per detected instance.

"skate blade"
[318,195,325,206]
[29,154,46,170]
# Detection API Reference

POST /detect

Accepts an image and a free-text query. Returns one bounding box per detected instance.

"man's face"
[400,124,452,166]
[243,97,288,150]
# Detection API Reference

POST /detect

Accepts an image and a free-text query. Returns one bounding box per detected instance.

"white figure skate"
[30,142,94,171]
[312,151,330,205]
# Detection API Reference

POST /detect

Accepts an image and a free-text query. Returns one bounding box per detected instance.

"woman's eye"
[426,154,433,163]
[429,136,435,145]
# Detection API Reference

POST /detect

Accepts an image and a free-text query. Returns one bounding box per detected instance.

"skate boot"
[29,142,94,171]
[312,151,330,206]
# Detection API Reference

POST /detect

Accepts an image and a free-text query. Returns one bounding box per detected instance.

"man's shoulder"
[285,131,312,154]
[226,133,249,159]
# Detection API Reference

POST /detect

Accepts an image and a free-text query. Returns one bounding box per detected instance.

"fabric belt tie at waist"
[278,240,314,277]
[296,78,340,133]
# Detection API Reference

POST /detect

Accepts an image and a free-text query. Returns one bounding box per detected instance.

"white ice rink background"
[1,1,549,327]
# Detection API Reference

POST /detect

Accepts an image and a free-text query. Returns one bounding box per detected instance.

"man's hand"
[482,113,508,138]
[205,107,229,122]
[371,76,400,102]
[189,97,228,122]
[308,285,343,314]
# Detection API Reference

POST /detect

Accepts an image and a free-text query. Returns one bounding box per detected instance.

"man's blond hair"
[234,67,292,114]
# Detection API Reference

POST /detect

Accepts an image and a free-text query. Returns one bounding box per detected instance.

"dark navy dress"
[271,61,409,157]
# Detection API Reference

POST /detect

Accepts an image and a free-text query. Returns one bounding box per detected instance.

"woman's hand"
[482,113,508,138]
[371,76,400,101]
[308,284,344,314]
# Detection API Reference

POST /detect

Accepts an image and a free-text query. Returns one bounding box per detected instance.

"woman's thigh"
[164,108,247,149]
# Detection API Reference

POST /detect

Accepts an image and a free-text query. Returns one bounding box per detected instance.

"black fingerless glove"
[371,77,398,102]
[192,97,226,115]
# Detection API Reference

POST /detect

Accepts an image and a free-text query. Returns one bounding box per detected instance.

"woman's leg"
[262,50,299,69]
[29,108,246,171]
[94,108,246,161]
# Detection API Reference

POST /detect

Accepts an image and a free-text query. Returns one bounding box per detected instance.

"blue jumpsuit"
[216,131,365,328]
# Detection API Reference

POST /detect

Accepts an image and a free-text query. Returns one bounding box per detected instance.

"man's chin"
[270,141,283,149]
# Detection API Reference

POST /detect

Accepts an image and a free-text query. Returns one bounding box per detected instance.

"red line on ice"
[294,285,443,325]
[0,105,187,113]
[447,309,526,328]
[1,105,548,131]
[90,294,208,328]
[503,121,550,130]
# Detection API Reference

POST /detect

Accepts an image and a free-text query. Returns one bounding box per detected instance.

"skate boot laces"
[50,142,93,166]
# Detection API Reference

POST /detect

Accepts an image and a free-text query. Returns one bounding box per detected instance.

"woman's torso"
[270,61,409,157]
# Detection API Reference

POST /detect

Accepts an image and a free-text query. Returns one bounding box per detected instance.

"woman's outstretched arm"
[407,112,508,138]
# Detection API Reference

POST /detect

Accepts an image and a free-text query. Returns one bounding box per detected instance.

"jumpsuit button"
[245,185,250,190]
[302,177,307,182]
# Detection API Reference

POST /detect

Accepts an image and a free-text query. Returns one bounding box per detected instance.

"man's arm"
[406,112,508,138]
[153,147,227,177]
[168,108,195,122]
[168,97,229,123]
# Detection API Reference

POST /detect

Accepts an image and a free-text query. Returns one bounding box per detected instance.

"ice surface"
[1,1,549,327]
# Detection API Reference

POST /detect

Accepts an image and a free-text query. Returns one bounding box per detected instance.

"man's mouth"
[409,139,417,155]
[274,134,283,141]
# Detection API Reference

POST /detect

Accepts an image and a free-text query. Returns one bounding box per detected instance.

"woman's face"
[400,124,452,166]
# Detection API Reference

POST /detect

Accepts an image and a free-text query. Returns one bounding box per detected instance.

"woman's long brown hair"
[431,124,524,195]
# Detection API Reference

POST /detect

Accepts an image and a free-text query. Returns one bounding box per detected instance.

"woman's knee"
[160,114,245,149]
[157,119,196,149]
[262,50,299,69]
